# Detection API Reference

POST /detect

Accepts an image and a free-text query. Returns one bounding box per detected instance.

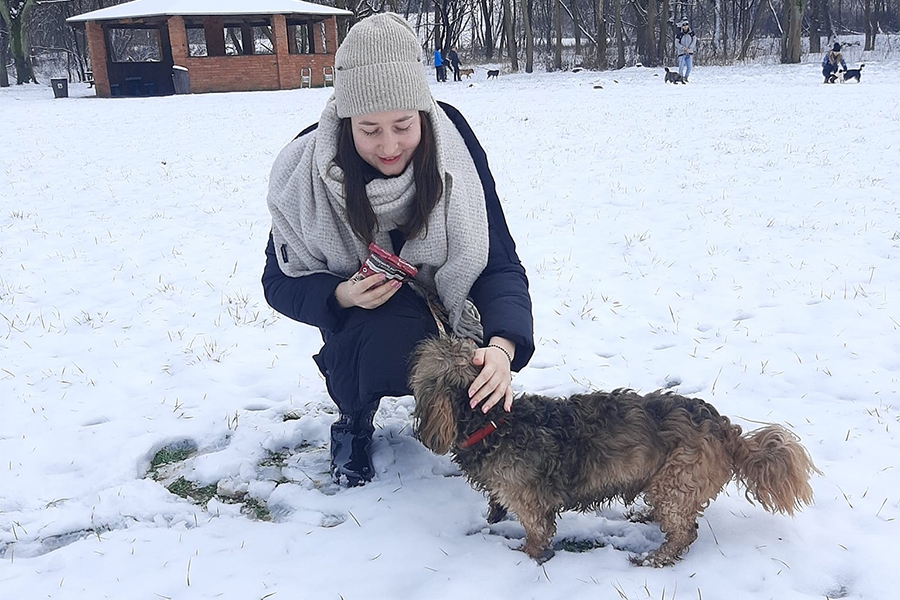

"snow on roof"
[67,0,352,23]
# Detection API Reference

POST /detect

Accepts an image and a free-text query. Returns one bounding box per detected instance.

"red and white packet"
[351,243,418,282]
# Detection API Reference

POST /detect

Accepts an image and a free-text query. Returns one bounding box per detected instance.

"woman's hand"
[335,274,402,309]
[468,337,515,413]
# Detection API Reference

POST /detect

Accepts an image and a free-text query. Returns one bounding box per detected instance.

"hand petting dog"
[469,338,515,413]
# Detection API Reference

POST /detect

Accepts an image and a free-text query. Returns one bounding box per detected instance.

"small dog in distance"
[410,336,819,566]
[486,69,500,79]
[664,67,685,84]
[458,67,475,79]
[839,64,865,83]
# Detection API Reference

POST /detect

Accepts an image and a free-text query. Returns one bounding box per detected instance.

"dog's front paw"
[532,548,556,564]
[486,502,508,524]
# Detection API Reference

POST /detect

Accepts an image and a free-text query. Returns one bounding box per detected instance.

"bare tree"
[553,0,561,69]
[615,0,625,68]
[740,0,767,60]
[864,0,876,50]
[1,0,37,83]
[594,0,607,68]
[478,0,495,58]
[500,0,518,70]
[1,21,9,87]
[781,0,804,63]
[521,0,534,71]
[808,0,822,53]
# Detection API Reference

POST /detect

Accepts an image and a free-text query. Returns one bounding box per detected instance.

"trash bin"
[172,66,190,94]
[51,78,68,98]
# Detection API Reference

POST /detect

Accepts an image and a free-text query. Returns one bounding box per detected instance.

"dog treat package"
[352,243,418,282]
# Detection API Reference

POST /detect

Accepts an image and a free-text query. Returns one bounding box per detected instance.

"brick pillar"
[85,21,110,97]
[324,17,338,55]
[168,16,188,66]
[271,14,289,89]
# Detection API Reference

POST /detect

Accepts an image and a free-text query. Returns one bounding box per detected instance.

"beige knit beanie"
[334,13,432,118]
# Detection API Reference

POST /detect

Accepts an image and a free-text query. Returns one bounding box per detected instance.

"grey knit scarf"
[267,97,488,340]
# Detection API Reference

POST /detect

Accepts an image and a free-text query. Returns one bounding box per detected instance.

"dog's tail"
[726,424,820,515]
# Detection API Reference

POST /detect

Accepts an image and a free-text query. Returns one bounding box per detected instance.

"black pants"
[313,285,440,418]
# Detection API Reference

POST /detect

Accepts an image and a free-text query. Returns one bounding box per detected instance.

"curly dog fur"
[410,337,819,566]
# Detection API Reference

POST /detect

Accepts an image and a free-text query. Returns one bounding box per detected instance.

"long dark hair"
[335,112,443,245]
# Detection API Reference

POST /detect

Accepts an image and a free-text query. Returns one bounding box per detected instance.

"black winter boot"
[330,410,375,487]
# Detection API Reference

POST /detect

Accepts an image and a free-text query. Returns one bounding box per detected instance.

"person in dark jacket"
[263,13,534,487]
[822,42,847,83]
[447,47,462,81]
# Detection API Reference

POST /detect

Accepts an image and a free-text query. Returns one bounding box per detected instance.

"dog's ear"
[413,390,456,455]
[409,337,477,455]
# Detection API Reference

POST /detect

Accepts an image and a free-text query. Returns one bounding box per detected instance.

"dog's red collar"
[460,419,506,449]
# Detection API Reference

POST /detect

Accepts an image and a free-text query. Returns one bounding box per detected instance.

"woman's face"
[350,110,422,176]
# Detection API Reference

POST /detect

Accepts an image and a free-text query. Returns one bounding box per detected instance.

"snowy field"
[2,54,899,600]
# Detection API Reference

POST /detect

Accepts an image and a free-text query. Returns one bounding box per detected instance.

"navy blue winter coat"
[262,102,534,415]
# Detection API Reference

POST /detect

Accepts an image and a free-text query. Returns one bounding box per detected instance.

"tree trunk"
[434,2,443,52]
[553,0,561,70]
[658,0,670,63]
[572,1,581,56]
[780,0,804,64]
[521,0,533,72]
[809,0,821,54]
[479,0,494,59]
[594,0,606,69]
[863,0,875,51]
[0,23,9,87]
[615,0,625,68]
[740,0,768,60]
[501,0,518,71]
[720,0,729,59]
[821,0,833,38]
[1,0,37,84]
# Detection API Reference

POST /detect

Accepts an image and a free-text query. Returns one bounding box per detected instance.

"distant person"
[675,19,696,83]
[447,48,462,81]
[433,47,444,82]
[822,42,847,83]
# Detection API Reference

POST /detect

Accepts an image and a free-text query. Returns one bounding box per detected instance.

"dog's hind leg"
[633,443,731,567]
[633,499,699,567]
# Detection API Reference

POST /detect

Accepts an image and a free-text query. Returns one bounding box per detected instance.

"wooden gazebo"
[67,0,352,97]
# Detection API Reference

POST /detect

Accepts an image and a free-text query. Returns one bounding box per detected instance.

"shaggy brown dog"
[410,337,819,566]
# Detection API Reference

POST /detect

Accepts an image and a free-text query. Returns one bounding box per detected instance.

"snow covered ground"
[2,53,899,599]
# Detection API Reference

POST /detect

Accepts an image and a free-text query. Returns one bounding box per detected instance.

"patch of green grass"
[241,497,272,521]
[148,440,198,480]
[148,441,287,521]
[258,450,289,469]
[166,477,218,504]
[556,538,608,553]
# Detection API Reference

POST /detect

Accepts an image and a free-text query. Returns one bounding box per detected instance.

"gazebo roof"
[67,0,352,23]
